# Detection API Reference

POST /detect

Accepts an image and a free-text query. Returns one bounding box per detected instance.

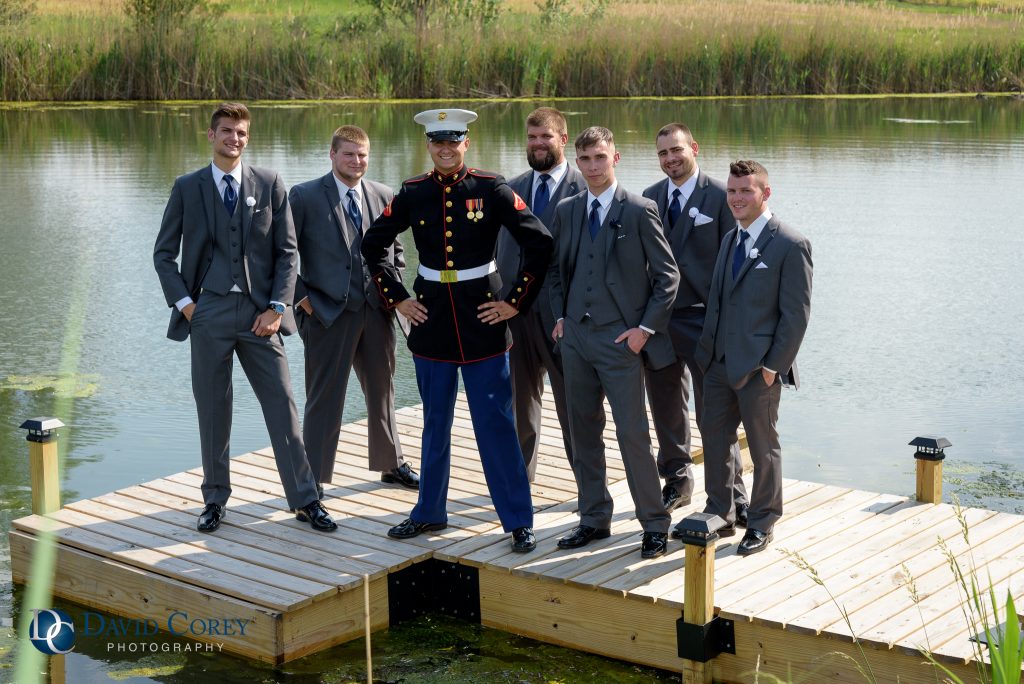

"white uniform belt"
[418,261,497,283]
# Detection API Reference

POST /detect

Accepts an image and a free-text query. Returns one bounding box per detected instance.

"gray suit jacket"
[497,166,586,335]
[154,163,297,342]
[695,215,813,389]
[547,185,680,370]
[643,171,734,308]
[289,173,403,328]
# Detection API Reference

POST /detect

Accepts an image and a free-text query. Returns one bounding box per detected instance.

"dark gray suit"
[290,173,407,483]
[153,163,318,510]
[548,185,679,534]
[496,165,585,477]
[696,214,812,533]
[642,172,746,506]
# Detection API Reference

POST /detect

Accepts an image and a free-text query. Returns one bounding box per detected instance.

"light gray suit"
[496,166,585,476]
[642,172,746,507]
[547,185,679,533]
[153,163,319,510]
[290,173,408,483]
[696,214,812,533]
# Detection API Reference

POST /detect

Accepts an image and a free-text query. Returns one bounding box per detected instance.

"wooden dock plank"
[13,513,311,611]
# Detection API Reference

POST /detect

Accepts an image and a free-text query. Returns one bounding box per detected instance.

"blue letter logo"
[29,609,76,655]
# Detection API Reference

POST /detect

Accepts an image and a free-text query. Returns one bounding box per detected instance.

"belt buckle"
[439,270,458,283]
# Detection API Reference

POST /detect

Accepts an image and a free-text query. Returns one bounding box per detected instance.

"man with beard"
[640,123,748,528]
[361,108,553,553]
[496,107,585,477]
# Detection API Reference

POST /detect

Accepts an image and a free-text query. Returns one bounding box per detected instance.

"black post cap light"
[909,436,951,462]
[676,511,728,547]
[19,417,65,443]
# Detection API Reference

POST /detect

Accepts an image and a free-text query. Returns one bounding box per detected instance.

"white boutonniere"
[749,248,759,259]
[688,206,714,226]
[245,196,256,209]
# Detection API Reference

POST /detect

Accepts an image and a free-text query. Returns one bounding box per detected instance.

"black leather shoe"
[381,463,420,490]
[661,484,691,513]
[735,503,749,528]
[387,517,446,539]
[511,527,536,553]
[737,528,773,556]
[641,532,668,559]
[671,523,735,539]
[557,525,611,549]
[296,500,338,532]
[197,504,224,532]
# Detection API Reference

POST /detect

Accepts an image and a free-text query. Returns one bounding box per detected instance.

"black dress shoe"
[641,532,668,559]
[295,500,338,532]
[671,523,735,540]
[387,517,446,539]
[381,463,420,490]
[197,504,224,532]
[511,527,536,553]
[737,528,773,556]
[661,484,691,513]
[735,503,749,528]
[556,525,611,549]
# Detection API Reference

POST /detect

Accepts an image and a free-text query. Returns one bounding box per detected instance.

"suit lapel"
[199,166,216,240]
[675,172,709,250]
[359,180,376,232]
[323,173,351,250]
[653,178,671,230]
[545,168,580,225]
[604,186,627,259]
[566,193,584,283]
[241,164,258,244]
[731,217,778,287]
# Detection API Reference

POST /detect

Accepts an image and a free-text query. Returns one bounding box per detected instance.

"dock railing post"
[910,436,950,504]
[676,512,734,684]
[20,417,65,515]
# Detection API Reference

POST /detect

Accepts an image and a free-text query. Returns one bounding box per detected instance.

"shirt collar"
[587,181,617,210]
[211,163,242,190]
[738,208,773,243]
[535,160,568,191]
[334,174,361,203]
[668,166,699,202]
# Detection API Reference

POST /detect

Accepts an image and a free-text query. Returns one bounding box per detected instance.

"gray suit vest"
[202,184,247,295]
[565,225,621,326]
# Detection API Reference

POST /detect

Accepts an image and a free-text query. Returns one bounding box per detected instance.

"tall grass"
[1,0,1022,100]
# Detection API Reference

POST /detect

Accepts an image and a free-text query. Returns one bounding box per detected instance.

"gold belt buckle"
[439,270,458,283]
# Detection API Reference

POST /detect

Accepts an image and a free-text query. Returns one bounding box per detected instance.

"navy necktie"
[668,188,682,227]
[533,173,552,217]
[222,175,237,216]
[732,229,750,279]
[346,188,362,234]
[588,199,602,241]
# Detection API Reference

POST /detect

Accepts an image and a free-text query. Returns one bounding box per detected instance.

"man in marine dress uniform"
[290,125,419,498]
[640,123,749,530]
[496,106,585,478]
[153,102,336,533]
[361,108,553,553]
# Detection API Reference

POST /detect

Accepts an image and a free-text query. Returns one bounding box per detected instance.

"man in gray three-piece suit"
[289,125,419,494]
[153,102,336,533]
[496,107,585,478]
[548,127,680,559]
[641,123,748,522]
[696,160,812,556]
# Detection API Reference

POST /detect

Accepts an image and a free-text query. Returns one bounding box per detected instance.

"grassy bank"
[1,0,1022,100]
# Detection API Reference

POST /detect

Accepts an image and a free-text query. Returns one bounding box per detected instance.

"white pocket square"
[693,213,714,226]
[755,262,769,270]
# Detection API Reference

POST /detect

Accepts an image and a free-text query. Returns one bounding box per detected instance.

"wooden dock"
[9,394,1024,682]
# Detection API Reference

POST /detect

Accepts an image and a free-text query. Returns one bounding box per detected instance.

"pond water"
[1,96,1022,682]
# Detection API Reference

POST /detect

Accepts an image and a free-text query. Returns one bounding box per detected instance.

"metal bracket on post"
[677,615,736,661]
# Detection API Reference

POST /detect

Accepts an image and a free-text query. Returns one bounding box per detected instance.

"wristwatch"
[267,302,285,315]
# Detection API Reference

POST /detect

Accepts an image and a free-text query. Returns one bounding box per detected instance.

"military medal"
[466,199,484,222]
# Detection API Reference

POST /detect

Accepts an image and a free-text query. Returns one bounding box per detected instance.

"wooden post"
[682,542,716,684]
[676,512,729,684]
[21,417,64,515]
[910,436,950,505]
[915,457,943,504]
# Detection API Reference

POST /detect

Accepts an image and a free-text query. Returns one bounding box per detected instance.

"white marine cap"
[413,108,478,141]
